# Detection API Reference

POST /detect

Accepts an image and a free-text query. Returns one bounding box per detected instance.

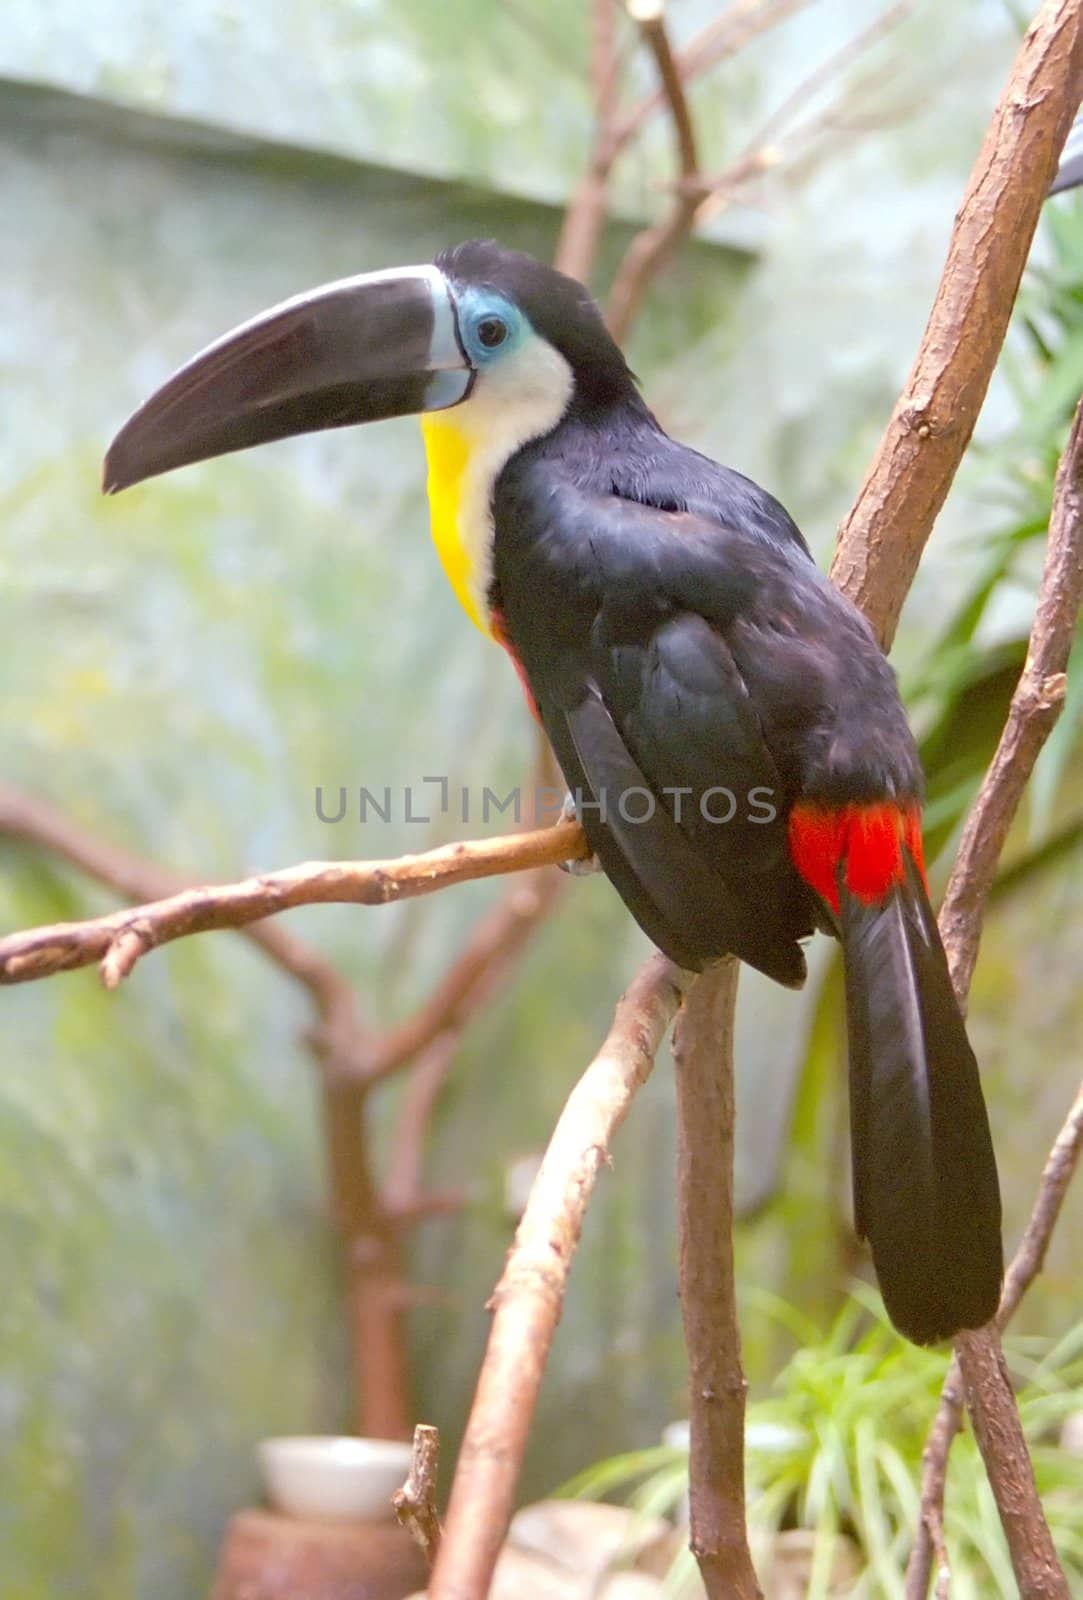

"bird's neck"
[420,355,574,634]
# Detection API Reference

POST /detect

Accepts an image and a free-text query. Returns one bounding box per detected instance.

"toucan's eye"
[477,316,508,350]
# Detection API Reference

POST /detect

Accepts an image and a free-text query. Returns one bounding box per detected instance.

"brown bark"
[903,400,1083,1600]
[0,818,587,990]
[393,1423,443,1567]
[830,0,1083,651]
[673,960,761,1600]
[939,396,1083,1004]
[429,954,687,1600]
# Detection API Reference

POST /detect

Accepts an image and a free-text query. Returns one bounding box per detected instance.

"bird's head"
[104,241,636,631]
[103,240,634,496]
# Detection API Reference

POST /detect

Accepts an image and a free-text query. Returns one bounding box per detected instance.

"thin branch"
[0,818,587,990]
[940,396,1083,1003]
[823,8,1082,1590]
[999,1080,1083,1326]
[673,959,761,1600]
[692,0,916,223]
[907,1079,1083,1599]
[611,0,818,158]
[555,0,624,283]
[0,778,418,1437]
[392,1423,443,1568]
[365,869,561,1079]
[384,1033,462,1210]
[0,779,371,1059]
[608,3,707,343]
[428,953,688,1600]
[830,0,1083,651]
[904,395,1083,1600]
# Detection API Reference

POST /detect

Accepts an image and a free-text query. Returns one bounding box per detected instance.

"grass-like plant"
[559,1289,1083,1597]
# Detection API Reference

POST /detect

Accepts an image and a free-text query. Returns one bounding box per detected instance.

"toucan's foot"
[558,792,601,875]
[560,853,602,876]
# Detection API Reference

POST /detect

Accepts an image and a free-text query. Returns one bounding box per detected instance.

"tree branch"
[0,779,412,1438]
[904,404,1083,1598]
[673,959,761,1600]
[0,779,372,1057]
[607,1,707,342]
[830,0,1083,651]
[820,7,1082,1591]
[0,819,587,991]
[939,395,1083,1004]
[691,0,917,224]
[554,0,623,283]
[428,954,688,1600]
[393,1423,443,1568]
[610,0,817,158]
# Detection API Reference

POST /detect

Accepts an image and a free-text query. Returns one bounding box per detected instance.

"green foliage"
[560,1290,1083,1598]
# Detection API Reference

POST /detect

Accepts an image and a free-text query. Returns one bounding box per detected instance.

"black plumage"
[441,244,1003,1343]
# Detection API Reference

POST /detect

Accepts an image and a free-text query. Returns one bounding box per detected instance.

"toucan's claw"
[559,792,601,876]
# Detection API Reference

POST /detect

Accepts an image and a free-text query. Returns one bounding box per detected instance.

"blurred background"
[2,2,1082,1595]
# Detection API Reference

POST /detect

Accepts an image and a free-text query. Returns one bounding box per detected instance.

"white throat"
[421,339,574,632]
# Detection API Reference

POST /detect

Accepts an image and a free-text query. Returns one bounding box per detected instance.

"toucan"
[104,239,1003,1345]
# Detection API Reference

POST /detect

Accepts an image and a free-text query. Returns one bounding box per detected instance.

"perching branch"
[830,0,1083,652]
[0,778,372,1059]
[428,954,688,1600]
[0,818,587,990]
[904,397,1083,1600]
[393,1423,443,1568]
[673,959,761,1600]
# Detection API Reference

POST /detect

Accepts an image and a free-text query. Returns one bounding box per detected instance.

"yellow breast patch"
[420,414,488,634]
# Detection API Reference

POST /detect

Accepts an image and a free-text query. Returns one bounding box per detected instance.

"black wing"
[494,470,826,983]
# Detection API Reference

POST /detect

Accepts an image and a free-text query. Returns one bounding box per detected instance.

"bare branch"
[819,10,1081,1586]
[0,819,587,990]
[904,398,1083,1600]
[673,959,761,1600]
[608,3,706,343]
[940,396,1083,1003]
[830,0,1083,651]
[1000,1080,1083,1326]
[555,0,623,283]
[907,1080,1083,1599]
[611,0,818,158]
[428,953,688,1600]
[692,0,917,223]
[366,864,564,1082]
[393,1423,443,1569]
[0,779,370,1054]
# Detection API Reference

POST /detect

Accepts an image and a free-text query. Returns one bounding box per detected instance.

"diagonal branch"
[428,953,688,1600]
[830,0,1083,652]
[692,0,917,223]
[823,7,1083,1591]
[939,396,1083,1004]
[904,396,1083,1600]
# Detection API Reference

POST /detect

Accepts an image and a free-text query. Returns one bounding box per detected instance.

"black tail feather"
[840,855,1003,1344]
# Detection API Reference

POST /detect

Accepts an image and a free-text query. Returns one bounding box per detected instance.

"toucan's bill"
[103,265,472,493]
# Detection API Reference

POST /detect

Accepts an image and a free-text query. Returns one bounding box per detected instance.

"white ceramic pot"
[258,1434,414,1523]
